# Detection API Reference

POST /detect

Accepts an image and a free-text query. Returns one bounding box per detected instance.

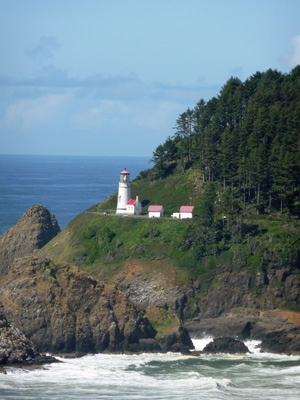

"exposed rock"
[0,256,192,354]
[114,267,189,319]
[185,308,300,354]
[0,307,57,366]
[114,265,299,327]
[201,337,249,354]
[260,327,300,354]
[0,205,60,275]
[130,325,193,353]
[186,308,299,337]
[181,267,300,323]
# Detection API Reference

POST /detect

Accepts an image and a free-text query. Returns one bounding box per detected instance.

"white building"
[126,196,142,215]
[179,206,194,219]
[148,205,163,218]
[116,168,142,215]
[171,212,180,219]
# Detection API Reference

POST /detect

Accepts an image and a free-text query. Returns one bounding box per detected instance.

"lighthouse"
[116,167,142,215]
[116,167,131,214]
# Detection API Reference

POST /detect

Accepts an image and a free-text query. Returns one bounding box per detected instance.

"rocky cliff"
[100,261,300,354]
[39,210,300,354]
[0,208,193,358]
[112,265,300,320]
[0,306,57,367]
[2,203,300,355]
[0,256,157,353]
[0,205,60,275]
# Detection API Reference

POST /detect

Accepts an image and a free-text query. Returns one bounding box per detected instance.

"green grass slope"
[93,168,203,216]
[41,165,300,302]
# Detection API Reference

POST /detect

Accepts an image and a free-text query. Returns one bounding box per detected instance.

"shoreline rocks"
[201,337,249,354]
[0,308,58,368]
[260,327,300,354]
[184,308,300,355]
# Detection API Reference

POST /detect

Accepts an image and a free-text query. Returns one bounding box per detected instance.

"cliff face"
[40,211,300,321]
[2,203,300,355]
[0,306,57,366]
[113,266,300,321]
[0,256,158,354]
[0,208,193,356]
[0,205,60,275]
[186,268,300,320]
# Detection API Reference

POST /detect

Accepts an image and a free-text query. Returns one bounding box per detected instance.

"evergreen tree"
[150,68,300,216]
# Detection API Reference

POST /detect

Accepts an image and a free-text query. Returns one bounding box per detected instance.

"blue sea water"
[0,154,150,235]
[1,155,300,399]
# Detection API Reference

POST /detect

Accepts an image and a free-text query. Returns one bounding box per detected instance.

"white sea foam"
[191,336,214,351]
[191,336,263,355]
[1,350,300,399]
[244,339,261,353]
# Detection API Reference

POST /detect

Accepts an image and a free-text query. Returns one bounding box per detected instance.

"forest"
[151,67,300,217]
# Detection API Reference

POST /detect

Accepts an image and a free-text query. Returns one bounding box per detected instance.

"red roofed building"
[126,196,142,215]
[127,199,136,206]
[179,206,194,219]
[148,205,164,218]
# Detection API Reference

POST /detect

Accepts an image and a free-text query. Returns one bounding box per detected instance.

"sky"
[0,0,300,157]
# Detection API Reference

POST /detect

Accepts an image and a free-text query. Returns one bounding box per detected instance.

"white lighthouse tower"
[116,167,131,214]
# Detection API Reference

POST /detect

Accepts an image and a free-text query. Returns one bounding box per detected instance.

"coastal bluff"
[1,204,300,358]
[0,206,193,363]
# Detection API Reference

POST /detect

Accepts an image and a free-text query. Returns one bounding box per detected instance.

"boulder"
[202,337,249,354]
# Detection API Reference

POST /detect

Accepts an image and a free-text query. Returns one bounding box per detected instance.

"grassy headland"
[41,67,300,326]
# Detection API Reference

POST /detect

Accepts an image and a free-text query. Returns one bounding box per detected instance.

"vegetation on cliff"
[150,67,300,217]
[40,67,300,343]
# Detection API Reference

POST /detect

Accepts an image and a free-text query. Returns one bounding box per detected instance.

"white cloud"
[4,94,69,130]
[0,68,221,156]
[74,100,132,130]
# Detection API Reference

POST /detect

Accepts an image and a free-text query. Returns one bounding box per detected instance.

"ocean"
[1,339,300,400]
[0,154,150,236]
[1,154,300,399]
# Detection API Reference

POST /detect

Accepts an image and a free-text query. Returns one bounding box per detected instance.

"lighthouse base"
[116,207,127,214]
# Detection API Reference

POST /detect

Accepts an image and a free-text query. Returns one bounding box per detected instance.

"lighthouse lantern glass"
[120,171,130,183]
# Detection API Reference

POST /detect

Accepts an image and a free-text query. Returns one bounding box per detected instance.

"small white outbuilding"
[126,196,142,215]
[179,206,194,219]
[148,205,163,218]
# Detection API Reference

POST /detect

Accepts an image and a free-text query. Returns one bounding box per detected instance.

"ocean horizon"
[0,154,151,236]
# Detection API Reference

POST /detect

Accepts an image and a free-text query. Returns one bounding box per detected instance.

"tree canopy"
[151,67,300,216]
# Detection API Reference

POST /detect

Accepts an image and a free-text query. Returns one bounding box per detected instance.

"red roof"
[127,199,136,205]
[120,167,130,175]
[180,206,194,213]
[148,205,163,212]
